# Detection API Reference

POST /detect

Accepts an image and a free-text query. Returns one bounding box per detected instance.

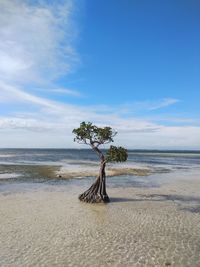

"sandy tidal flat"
[0,172,200,267]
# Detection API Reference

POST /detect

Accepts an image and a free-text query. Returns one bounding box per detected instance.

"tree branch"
[91,144,104,161]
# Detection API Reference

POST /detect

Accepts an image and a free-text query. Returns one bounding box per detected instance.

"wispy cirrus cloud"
[111,98,180,117]
[48,88,82,97]
[0,0,81,119]
[0,82,200,149]
[0,81,54,107]
[148,98,179,110]
[0,81,161,133]
[0,0,78,85]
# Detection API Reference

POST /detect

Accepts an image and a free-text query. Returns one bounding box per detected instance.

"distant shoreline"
[0,147,200,153]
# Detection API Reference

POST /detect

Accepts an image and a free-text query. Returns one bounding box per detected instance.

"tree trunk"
[79,161,110,203]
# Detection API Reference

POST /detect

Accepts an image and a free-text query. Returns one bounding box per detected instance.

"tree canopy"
[73,121,116,145]
[73,121,128,162]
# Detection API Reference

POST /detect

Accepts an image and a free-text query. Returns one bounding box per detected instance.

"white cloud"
[0,0,78,84]
[149,98,179,110]
[1,114,200,149]
[48,88,81,97]
[0,81,55,107]
[113,98,180,116]
[0,83,200,149]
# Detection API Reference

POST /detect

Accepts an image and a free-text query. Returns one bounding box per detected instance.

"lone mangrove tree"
[72,122,128,203]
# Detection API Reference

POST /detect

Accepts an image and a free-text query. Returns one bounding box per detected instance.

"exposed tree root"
[79,174,110,203]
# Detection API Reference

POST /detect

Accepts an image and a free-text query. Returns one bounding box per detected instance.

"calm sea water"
[0,149,200,189]
[0,148,200,166]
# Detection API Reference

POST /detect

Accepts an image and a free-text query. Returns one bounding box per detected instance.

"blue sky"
[0,0,200,148]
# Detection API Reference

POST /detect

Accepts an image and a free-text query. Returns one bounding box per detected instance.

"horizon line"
[0,147,200,152]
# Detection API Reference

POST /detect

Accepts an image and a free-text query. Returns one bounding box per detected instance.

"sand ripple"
[1,177,200,267]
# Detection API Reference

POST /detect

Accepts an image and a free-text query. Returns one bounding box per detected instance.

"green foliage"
[73,122,128,164]
[106,145,128,162]
[72,121,117,145]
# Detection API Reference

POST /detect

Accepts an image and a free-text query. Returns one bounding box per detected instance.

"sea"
[0,149,200,192]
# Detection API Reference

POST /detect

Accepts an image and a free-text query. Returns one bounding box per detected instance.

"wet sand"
[0,162,151,181]
[57,165,151,179]
[0,172,200,267]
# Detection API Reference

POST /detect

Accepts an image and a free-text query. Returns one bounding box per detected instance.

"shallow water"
[1,149,200,266]
[0,172,200,267]
[0,149,200,184]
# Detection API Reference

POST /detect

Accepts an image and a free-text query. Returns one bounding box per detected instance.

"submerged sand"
[0,172,200,267]
[57,165,151,179]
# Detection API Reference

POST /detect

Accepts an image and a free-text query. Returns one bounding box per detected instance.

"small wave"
[59,159,98,165]
[0,154,16,158]
[0,173,20,179]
